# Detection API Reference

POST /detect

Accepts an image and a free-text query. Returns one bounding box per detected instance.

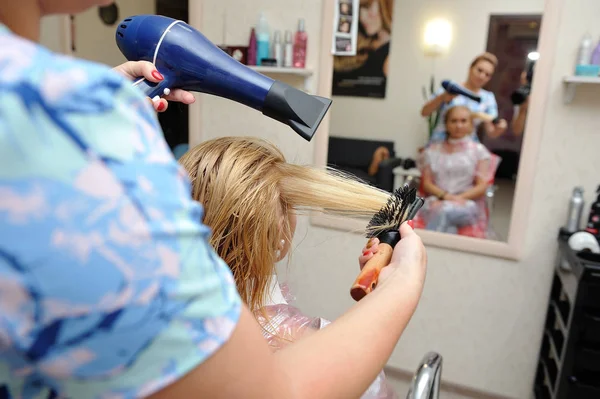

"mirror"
[321,0,545,248]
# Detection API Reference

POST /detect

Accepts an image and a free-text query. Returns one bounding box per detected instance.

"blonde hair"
[179,136,390,311]
[470,52,498,69]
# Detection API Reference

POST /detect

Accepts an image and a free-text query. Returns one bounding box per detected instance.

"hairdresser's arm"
[422,166,446,199]
[421,92,455,117]
[512,100,528,136]
[152,223,425,399]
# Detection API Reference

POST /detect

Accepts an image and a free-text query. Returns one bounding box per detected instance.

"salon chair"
[327,136,403,192]
[406,351,443,399]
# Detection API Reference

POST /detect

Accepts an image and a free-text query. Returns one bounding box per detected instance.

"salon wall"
[198,0,323,163]
[329,0,544,158]
[202,1,600,398]
[40,16,67,53]
[289,2,600,399]
[72,0,155,67]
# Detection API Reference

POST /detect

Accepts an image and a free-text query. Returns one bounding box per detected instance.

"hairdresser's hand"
[113,61,196,112]
[358,237,380,270]
[358,222,426,287]
[441,92,458,102]
[379,222,427,286]
[444,194,466,204]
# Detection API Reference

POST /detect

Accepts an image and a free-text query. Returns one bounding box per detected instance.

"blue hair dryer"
[115,15,332,141]
[441,80,481,103]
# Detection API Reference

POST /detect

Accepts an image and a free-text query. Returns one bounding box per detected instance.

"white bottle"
[272,30,283,67]
[577,32,593,66]
[283,30,293,67]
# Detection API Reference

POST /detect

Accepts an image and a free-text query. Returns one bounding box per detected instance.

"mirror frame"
[311,0,563,260]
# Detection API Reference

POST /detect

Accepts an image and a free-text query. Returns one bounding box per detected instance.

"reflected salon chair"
[327,136,403,192]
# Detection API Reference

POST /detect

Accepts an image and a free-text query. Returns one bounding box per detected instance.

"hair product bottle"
[272,30,283,67]
[283,30,293,67]
[256,12,270,66]
[293,18,307,68]
[247,27,257,66]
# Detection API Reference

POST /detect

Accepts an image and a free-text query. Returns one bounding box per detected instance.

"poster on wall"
[331,0,394,98]
[331,0,359,56]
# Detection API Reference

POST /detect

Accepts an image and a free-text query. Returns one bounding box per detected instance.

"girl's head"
[359,0,393,37]
[179,137,390,311]
[467,52,498,89]
[444,106,474,140]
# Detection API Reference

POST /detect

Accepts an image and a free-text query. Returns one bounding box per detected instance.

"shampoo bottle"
[256,12,270,66]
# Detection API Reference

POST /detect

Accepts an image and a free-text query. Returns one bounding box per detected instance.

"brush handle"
[350,243,393,301]
[350,231,400,301]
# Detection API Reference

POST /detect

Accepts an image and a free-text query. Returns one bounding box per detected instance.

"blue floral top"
[0,24,241,398]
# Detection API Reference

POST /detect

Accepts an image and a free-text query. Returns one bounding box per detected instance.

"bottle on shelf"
[576,32,593,67]
[272,30,283,67]
[247,27,257,66]
[565,186,585,234]
[256,12,270,66]
[293,18,307,69]
[591,36,600,65]
[283,30,293,68]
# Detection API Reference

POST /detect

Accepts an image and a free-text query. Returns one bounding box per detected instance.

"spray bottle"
[565,186,585,233]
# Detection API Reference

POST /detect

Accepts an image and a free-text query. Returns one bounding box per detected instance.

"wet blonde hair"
[179,136,391,311]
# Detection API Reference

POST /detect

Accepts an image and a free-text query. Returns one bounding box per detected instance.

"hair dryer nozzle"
[263,81,332,141]
[441,80,482,103]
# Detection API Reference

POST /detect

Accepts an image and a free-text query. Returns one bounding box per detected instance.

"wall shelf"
[249,66,314,92]
[249,66,313,76]
[563,75,600,104]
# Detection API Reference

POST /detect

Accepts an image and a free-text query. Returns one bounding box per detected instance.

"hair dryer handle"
[131,75,175,100]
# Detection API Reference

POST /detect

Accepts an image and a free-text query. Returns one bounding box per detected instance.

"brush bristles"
[366,186,417,238]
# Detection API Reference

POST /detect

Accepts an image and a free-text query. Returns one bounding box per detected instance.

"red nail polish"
[407,220,414,229]
[156,101,166,111]
[152,70,164,81]
[362,250,371,256]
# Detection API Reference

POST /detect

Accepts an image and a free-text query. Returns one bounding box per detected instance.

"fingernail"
[157,101,166,111]
[152,70,164,81]
[362,250,371,256]
[407,220,414,229]
[152,95,160,103]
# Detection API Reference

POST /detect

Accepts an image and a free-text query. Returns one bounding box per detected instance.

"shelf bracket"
[564,82,577,104]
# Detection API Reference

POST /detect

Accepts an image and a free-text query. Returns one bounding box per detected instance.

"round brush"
[350,185,424,301]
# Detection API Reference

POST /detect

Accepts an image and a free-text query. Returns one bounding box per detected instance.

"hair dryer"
[441,80,481,103]
[115,15,331,141]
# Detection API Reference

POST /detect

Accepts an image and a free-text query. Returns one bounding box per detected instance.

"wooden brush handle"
[350,242,394,301]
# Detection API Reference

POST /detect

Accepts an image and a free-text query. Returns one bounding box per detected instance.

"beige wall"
[40,15,68,53]
[72,0,155,66]
[329,0,545,157]
[38,0,600,398]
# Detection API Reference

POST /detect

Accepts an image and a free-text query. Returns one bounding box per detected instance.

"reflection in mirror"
[326,0,543,243]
